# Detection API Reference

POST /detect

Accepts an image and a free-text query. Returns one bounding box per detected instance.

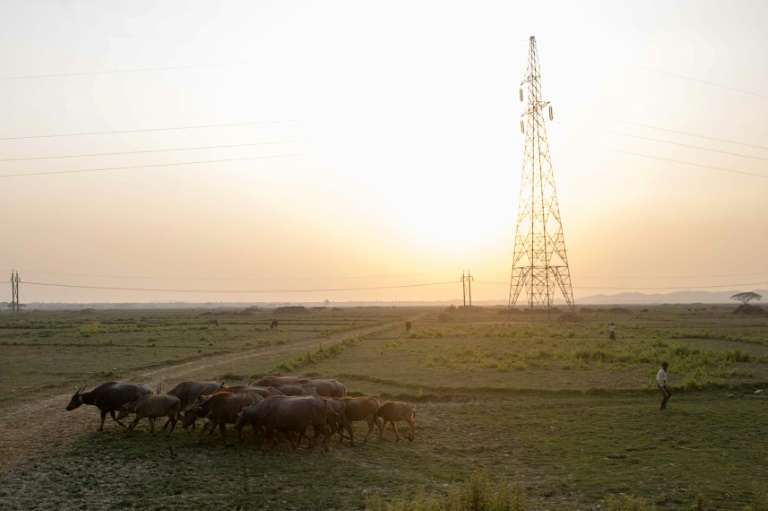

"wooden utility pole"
[10,270,20,321]
[461,271,474,307]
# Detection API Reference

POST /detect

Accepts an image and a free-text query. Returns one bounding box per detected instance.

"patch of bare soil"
[0,323,396,478]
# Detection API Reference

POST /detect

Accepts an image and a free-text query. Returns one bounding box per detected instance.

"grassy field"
[0,304,766,511]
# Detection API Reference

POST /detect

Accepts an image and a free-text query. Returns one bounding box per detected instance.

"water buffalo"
[252,375,309,387]
[272,384,318,396]
[323,397,354,445]
[234,395,330,452]
[304,379,346,398]
[405,321,412,332]
[377,401,416,442]
[182,391,262,444]
[270,320,278,330]
[340,396,382,443]
[227,385,284,399]
[207,318,219,326]
[117,394,181,436]
[163,380,228,430]
[65,382,152,431]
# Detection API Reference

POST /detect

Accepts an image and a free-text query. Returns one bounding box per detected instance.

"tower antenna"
[509,36,575,316]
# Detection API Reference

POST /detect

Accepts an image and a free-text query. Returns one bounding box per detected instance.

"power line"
[0,138,334,163]
[594,146,768,179]
[599,117,768,152]
[555,121,768,162]
[0,119,310,142]
[477,280,768,290]
[23,279,458,294]
[0,152,324,178]
[16,269,455,281]
[0,61,290,81]
[609,58,768,100]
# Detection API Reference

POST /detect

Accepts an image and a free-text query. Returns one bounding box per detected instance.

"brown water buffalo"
[377,400,416,442]
[117,394,181,436]
[270,319,278,330]
[163,380,228,430]
[340,396,382,443]
[321,398,354,446]
[182,391,262,444]
[272,384,318,396]
[304,379,346,398]
[207,318,219,326]
[252,375,309,387]
[227,385,284,399]
[234,395,330,452]
[405,321,412,332]
[65,382,152,431]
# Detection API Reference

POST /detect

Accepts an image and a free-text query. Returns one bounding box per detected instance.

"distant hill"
[577,289,768,305]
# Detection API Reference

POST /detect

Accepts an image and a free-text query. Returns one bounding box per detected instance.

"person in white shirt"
[609,322,616,341]
[656,362,671,411]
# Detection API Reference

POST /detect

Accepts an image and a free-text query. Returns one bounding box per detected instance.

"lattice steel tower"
[508,36,575,313]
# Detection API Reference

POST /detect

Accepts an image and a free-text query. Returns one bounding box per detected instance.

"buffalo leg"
[109,410,129,429]
[391,421,401,442]
[167,413,178,434]
[406,418,415,441]
[125,417,141,436]
[218,423,228,445]
[149,417,157,436]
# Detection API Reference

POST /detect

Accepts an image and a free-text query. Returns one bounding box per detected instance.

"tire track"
[0,322,396,478]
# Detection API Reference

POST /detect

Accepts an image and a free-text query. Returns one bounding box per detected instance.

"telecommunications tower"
[508,36,575,313]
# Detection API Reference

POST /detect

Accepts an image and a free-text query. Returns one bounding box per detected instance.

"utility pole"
[508,36,575,316]
[10,270,20,321]
[461,271,474,307]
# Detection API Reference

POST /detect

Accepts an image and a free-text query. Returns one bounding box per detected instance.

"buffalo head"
[65,385,87,411]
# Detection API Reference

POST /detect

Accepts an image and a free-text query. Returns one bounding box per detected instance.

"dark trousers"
[658,385,671,410]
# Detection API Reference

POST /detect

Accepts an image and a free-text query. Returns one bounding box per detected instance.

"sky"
[1,0,766,305]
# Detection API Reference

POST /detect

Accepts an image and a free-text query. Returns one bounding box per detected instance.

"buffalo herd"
[65,376,416,451]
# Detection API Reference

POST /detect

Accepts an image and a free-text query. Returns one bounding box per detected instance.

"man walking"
[609,322,616,342]
[656,362,671,411]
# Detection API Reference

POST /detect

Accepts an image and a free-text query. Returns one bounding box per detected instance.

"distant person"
[609,322,616,342]
[656,362,671,411]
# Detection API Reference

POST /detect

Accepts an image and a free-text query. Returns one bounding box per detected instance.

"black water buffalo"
[405,321,412,332]
[270,320,278,330]
[234,395,330,452]
[182,391,262,444]
[117,394,181,436]
[65,382,152,431]
[377,401,416,442]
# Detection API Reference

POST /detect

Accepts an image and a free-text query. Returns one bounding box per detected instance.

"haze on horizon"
[1,0,766,305]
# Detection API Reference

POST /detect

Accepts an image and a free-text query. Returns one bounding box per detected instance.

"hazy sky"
[1,0,766,304]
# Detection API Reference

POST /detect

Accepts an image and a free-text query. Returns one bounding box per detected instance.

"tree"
[731,292,762,305]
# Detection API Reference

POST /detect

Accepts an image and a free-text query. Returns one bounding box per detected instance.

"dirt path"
[0,322,396,478]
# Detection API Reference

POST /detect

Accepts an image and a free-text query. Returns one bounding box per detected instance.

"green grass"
[0,305,767,510]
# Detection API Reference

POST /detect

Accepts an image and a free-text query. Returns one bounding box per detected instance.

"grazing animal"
[405,321,412,332]
[304,379,347,398]
[182,391,262,444]
[163,380,228,430]
[270,319,278,330]
[340,396,382,443]
[252,375,309,387]
[117,394,181,436]
[377,401,416,442]
[206,318,219,326]
[319,398,354,445]
[65,382,152,431]
[227,385,284,399]
[234,395,330,452]
[273,384,318,396]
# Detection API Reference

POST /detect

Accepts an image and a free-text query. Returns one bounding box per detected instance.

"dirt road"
[0,322,395,477]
